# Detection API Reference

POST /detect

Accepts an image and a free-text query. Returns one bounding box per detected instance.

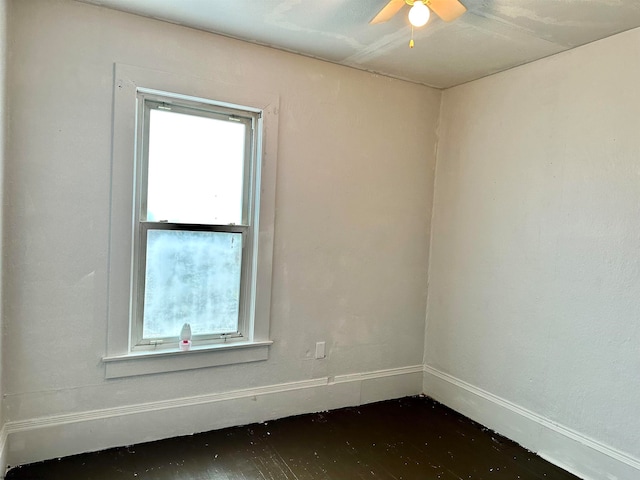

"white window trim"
[104,63,278,378]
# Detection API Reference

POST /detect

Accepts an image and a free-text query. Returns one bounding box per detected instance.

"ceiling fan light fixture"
[408,1,430,27]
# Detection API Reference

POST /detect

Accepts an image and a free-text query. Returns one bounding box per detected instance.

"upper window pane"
[146,108,247,225]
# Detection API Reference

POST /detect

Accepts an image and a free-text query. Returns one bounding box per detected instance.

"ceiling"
[77,0,640,89]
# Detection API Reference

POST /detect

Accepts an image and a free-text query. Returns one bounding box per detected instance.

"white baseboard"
[0,424,7,479]
[4,365,423,469]
[423,365,640,480]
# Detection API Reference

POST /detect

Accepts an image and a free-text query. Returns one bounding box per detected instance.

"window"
[132,93,260,351]
[104,64,278,378]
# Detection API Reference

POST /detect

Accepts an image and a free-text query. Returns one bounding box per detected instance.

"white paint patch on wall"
[3,0,440,458]
[427,23,640,477]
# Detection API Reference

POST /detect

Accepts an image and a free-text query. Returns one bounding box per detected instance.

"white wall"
[3,0,440,466]
[0,0,6,474]
[426,27,640,479]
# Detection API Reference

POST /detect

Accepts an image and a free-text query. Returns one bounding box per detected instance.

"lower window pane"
[142,230,242,339]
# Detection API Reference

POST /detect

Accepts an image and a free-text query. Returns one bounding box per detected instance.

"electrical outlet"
[315,341,326,359]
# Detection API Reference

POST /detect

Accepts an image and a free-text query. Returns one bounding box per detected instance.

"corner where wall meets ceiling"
[77,0,640,88]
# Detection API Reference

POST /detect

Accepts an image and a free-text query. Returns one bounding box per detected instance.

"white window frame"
[132,92,259,351]
[103,64,278,378]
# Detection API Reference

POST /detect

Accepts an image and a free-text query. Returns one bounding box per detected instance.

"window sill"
[103,340,273,379]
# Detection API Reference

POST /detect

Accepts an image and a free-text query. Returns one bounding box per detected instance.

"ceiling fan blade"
[370,0,406,24]
[427,0,466,22]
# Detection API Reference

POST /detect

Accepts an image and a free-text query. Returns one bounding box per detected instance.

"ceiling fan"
[371,0,466,46]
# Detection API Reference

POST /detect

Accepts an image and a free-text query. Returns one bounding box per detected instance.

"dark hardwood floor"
[6,396,581,480]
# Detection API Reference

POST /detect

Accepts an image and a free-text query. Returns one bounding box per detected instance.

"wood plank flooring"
[6,396,582,479]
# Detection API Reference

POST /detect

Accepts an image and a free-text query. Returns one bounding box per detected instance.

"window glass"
[142,229,243,339]
[146,109,246,225]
